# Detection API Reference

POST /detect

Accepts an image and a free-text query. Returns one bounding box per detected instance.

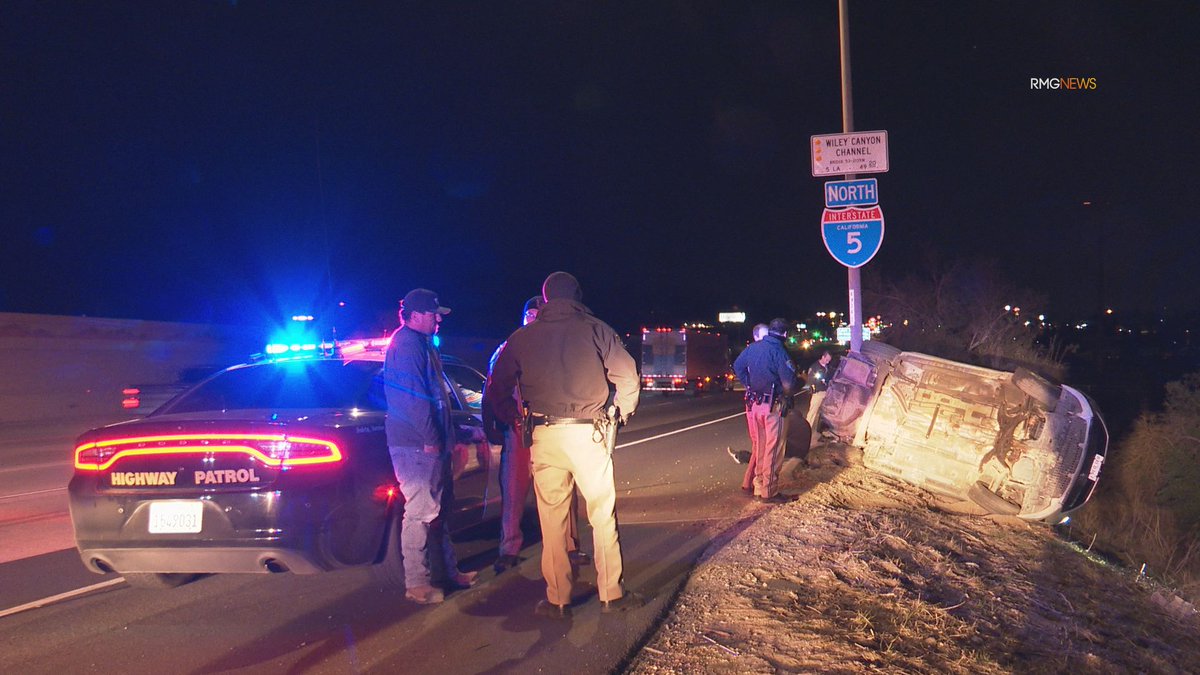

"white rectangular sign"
[718,312,746,324]
[811,130,889,176]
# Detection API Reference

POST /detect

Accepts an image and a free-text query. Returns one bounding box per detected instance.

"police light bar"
[262,336,394,359]
[263,342,336,355]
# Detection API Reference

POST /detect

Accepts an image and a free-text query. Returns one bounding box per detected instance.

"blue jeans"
[389,446,459,589]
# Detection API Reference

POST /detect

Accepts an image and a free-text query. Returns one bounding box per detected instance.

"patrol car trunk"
[68,412,390,575]
[73,413,354,495]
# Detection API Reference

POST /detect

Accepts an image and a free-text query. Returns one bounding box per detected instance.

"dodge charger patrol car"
[68,338,494,589]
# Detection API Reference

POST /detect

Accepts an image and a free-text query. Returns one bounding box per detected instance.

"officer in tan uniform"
[483,296,588,573]
[485,271,643,618]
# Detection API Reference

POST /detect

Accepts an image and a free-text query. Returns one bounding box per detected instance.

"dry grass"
[628,444,1200,674]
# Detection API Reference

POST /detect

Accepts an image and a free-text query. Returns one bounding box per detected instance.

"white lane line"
[616,411,745,450]
[0,487,66,501]
[0,578,125,619]
[0,461,70,474]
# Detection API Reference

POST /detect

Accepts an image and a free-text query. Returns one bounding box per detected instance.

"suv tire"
[1012,367,1061,412]
[860,341,901,364]
[967,481,1022,515]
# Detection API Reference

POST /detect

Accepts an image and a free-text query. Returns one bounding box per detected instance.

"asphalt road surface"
[1,391,764,674]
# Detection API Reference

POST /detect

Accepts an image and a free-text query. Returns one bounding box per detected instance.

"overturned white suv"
[820,342,1108,524]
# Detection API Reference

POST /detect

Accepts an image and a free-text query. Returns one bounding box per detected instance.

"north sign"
[824,178,879,208]
[821,205,884,268]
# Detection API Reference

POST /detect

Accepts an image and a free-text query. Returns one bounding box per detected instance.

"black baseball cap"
[401,288,451,315]
[523,296,542,314]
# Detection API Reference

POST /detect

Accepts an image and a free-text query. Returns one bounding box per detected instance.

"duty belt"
[745,391,775,406]
[530,414,595,426]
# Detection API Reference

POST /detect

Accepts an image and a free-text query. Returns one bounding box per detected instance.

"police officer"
[733,318,797,503]
[486,272,643,618]
[484,296,587,573]
[804,350,833,439]
[738,323,771,492]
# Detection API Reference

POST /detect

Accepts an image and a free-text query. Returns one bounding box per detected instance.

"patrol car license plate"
[148,501,203,534]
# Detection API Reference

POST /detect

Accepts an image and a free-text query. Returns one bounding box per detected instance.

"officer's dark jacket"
[806,360,830,393]
[733,335,797,397]
[486,298,639,420]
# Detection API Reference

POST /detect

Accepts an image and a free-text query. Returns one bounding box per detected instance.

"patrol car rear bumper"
[77,545,325,575]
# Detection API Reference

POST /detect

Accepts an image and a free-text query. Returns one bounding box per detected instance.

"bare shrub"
[1073,372,1200,597]
[864,256,1065,379]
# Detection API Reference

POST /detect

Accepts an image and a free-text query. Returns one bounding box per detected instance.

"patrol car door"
[442,363,494,528]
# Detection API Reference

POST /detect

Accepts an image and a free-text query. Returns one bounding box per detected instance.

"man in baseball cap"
[384,287,475,604]
[400,288,451,316]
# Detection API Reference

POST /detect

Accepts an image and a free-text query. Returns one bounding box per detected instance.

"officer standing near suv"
[487,271,643,618]
[733,318,797,503]
[484,295,587,574]
[804,350,833,440]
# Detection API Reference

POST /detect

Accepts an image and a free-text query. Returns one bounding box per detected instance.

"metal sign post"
[840,0,863,353]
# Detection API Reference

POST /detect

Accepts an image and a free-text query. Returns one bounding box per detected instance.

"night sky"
[3,1,1197,338]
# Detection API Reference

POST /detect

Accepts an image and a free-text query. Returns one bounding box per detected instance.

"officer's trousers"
[499,428,580,557]
[805,390,827,443]
[746,401,788,498]
[529,423,625,605]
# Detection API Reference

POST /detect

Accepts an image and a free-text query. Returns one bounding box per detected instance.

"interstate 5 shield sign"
[821,205,884,268]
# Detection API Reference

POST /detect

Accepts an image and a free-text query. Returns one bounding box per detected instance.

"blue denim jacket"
[384,326,452,450]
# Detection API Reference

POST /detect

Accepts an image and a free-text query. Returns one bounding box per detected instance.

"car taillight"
[74,433,344,471]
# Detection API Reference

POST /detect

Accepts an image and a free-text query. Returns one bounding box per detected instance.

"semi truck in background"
[640,326,733,395]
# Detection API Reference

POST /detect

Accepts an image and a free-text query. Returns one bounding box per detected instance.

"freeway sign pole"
[840,0,863,352]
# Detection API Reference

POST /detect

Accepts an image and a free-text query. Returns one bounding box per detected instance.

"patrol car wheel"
[967,481,1021,516]
[122,572,197,589]
[371,513,406,591]
[1012,367,1060,412]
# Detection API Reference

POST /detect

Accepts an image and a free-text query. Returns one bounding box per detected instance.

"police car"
[68,338,494,589]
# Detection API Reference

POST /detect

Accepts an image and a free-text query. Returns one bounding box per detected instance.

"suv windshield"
[163,360,385,413]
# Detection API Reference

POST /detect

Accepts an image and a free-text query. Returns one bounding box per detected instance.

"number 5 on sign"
[846,231,862,254]
[820,206,884,269]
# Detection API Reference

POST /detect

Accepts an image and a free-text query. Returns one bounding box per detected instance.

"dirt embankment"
[629,443,1200,674]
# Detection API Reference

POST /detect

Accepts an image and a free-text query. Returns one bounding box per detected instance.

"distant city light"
[291,315,315,322]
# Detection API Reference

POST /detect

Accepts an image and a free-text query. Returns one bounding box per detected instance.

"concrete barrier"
[0,312,504,431]
[0,312,258,427]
